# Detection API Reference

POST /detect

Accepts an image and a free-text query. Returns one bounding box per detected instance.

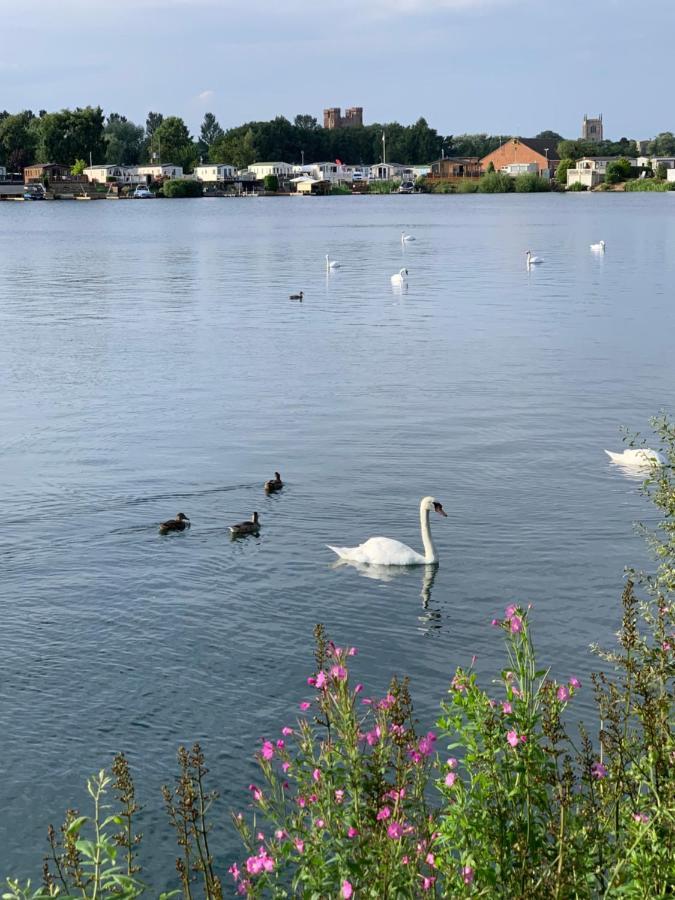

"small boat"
[133,185,154,199]
[23,188,45,201]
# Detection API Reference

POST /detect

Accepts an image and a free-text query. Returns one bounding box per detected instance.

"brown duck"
[229,511,260,537]
[159,512,191,534]
[264,471,283,493]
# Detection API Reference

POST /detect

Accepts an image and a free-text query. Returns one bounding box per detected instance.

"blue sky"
[1,0,671,140]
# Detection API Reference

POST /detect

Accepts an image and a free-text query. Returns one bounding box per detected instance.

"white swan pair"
[328,496,447,566]
[391,267,408,286]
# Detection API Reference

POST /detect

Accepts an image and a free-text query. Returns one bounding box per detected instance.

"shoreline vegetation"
[4,415,674,898]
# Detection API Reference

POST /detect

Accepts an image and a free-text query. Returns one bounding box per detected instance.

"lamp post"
[301,149,305,166]
[544,147,549,177]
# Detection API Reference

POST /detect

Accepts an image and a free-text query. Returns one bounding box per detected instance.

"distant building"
[582,114,603,143]
[323,107,363,130]
[24,163,73,183]
[0,165,6,181]
[247,162,294,179]
[429,157,481,180]
[480,138,558,177]
[565,155,638,189]
[193,164,237,182]
[369,162,411,181]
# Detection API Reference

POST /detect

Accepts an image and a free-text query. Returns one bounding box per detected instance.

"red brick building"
[480,138,559,176]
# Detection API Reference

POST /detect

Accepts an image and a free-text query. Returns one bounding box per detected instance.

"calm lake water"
[1,194,674,885]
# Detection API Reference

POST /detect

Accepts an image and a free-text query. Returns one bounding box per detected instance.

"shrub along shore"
[5,416,675,899]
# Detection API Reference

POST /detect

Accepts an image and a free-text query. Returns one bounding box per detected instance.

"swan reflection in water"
[330,560,442,635]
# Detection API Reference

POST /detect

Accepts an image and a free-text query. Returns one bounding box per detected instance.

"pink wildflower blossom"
[299,701,310,711]
[507,730,519,748]
[308,793,318,804]
[462,866,475,885]
[274,829,287,840]
[502,701,512,714]
[296,796,306,808]
[228,863,240,881]
[447,757,458,769]
[445,772,457,787]
[294,838,304,854]
[307,676,316,687]
[312,768,321,782]
[418,732,437,756]
[281,726,293,736]
[248,784,263,802]
[236,880,251,895]
[366,726,381,746]
[348,647,357,656]
[379,694,395,710]
[331,664,348,680]
[390,723,405,736]
[569,677,581,689]
[276,739,285,750]
[342,880,353,899]
[591,761,608,780]
[347,826,359,838]
[315,670,327,689]
[256,832,265,841]
[426,853,436,867]
[354,683,364,693]
[510,615,523,634]
[315,818,325,829]
[335,789,345,803]
[421,876,436,891]
[376,805,392,821]
[491,618,501,627]
[387,822,404,839]
[505,604,517,618]
[402,855,410,865]
[261,741,275,761]
[633,812,649,824]
[557,685,570,702]
[282,761,290,773]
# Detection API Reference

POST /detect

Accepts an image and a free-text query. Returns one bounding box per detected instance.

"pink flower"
[228,862,240,881]
[281,726,293,736]
[462,865,475,885]
[491,618,501,627]
[299,701,310,711]
[342,880,353,899]
[274,829,287,840]
[445,772,457,787]
[376,805,392,821]
[662,641,671,651]
[505,604,517,618]
[366,726,381,746]
[335,789,345,803]
[510,615,523,634]
[261,741,275,760]
[633,812,649,823]
[421,876,436,891]
[246,856,263,876]
[315,670,327,689]
[236,881,251,896]
[347,826,359,838]
[256,831,265,841]
[294,838,304,854]
[312,768,321,782]
[591,761,607,780]
[315,818,325,829]
[248,784,263,802]
[282,761,290,773]
[387,822,404,839]
[402,855,410,865]
[447,757,458,769]
[276,739,285,750]
[501,701,512,714]
[379,694,395,710]
[418,732,437,756]
[354,683,364,693]
[296,796,306,808]
[426,852,436,867]
[557,685,570,702]
[348,647,357,656]
[331,664,347,680]
[307,676,316,687]
[308,794,318,804]
[569,677,581,689]
[507,730,519,748]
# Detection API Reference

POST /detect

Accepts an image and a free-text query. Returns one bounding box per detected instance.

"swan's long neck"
[420,503,437,564]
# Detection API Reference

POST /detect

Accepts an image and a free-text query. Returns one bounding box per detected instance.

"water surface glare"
[1,195,674,883]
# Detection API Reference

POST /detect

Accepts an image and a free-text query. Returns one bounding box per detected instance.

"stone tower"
[323,107,364,129]
[582,114,603,143]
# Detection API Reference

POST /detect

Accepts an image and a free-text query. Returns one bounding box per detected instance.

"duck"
[604,448,663,467]
[289,291,304,301]
[391,267,408,286]
[401,231,416,243]
[264,471,283,493]
[526,250,543,266]
[327,496,447,567]
[159,512,190,534]
[229,511,260,537]
[326,254,340,270]
[590,240,606,252]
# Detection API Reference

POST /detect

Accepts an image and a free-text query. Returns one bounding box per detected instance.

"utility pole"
[382,131,386,165]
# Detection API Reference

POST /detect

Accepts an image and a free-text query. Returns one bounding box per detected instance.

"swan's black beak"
[433,502,447,517]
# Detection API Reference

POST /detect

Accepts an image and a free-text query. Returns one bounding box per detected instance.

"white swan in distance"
[605,448,663,467]
[401,231,416,243]
[590,240,606,252]
[326,254,340,270]
[327,496,447,566]
[526,250,543,266]
[391,267,408,286]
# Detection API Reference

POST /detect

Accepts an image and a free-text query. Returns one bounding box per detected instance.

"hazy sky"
[1,0,671,140]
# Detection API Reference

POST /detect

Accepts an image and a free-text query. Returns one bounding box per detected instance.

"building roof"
[512,138,560,160]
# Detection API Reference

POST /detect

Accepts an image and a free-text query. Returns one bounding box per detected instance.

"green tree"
[647,131,675,156]
[557,139,596,160]
[263,174,279,191]
[294,114,319,130]
[162,178,203,198]
[198,112,224,160]
[450,133,504,158]
[35,106,105,166]
[605,157,632,184]
[556,157,575,185]
[535,129,564,143]
[152,116,197,172]
[70,158,87,175]
[655,162,668,180]
[145,111,163,138]
[486,161,495,173]
[0,110,38,170]
[104,115,144,164]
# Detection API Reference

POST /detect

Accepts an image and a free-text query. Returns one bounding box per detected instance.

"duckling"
[229,511,260,537]
[264,471,283,493]
[289,291,304,301]
[159,512,190,534]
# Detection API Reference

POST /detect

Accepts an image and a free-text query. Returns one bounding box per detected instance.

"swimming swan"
[590,240,606,252]
[326,254,340,269]
[401,232,416,243]
[604,448,663,467]
[391,268,408,286]
[526,250,543,266]
[327,496,447,566]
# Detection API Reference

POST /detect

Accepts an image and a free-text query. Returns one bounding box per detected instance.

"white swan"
[391,267,408,286]
[327,496,447,566]
[326,254,340,270]
[526,250,543,266]
[590,240,605,252]
[605,448,663,467]
[401,231,416,243]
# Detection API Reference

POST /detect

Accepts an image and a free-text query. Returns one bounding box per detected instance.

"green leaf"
[75,838,96,859]
[66,816,88,835]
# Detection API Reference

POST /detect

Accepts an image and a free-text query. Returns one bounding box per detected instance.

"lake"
[1,194,674,885]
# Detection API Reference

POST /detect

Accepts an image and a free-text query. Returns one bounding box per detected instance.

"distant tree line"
[0,108,672,173]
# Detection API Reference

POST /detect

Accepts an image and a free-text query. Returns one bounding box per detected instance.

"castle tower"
[324,107,364,130]
[582,114,603,143]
